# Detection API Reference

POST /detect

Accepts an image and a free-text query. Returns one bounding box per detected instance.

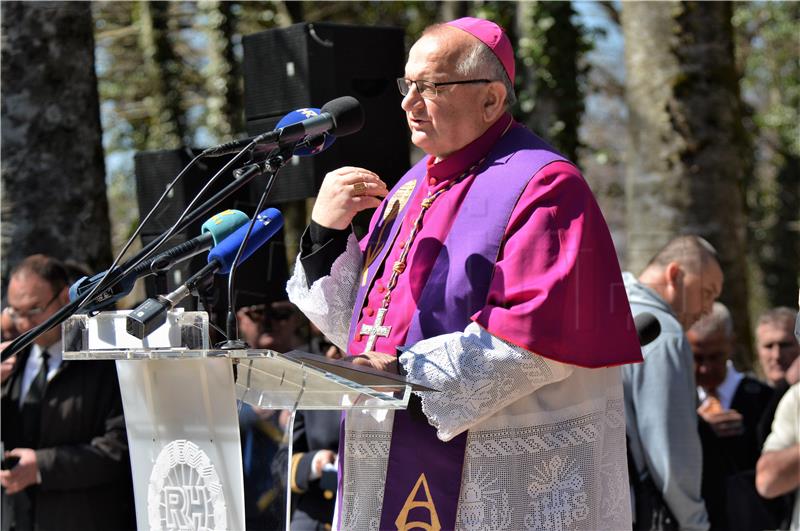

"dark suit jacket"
[700,376,787,531]
[1,346,135,531]
[273,410,340,531]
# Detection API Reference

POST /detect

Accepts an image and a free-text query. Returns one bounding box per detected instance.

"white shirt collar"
[697,360,744,410]
[19,339,64,407]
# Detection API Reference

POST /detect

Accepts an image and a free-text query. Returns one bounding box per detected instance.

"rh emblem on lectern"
[148,439,227,531]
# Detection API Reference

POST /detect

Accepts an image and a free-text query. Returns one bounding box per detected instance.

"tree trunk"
[439,1,469,21]
[137,0,186,149]
[202,0,243,141]
[622,2,753,368]
[755,154,800,308]
[1,1,112,279]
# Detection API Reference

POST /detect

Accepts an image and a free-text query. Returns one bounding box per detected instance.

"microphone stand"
[217,142,297,350]
[4,146,284,357]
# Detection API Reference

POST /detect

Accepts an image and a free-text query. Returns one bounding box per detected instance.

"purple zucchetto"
[445,17,515,84]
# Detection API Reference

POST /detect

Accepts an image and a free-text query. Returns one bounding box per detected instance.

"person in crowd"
[272,331,343,531]
[0,254,134,531]
[1,307,20,385]
[287,16,642,530]
[236,299,309,530]
[757,307,800,389]
[756,383,800,530]
[623,235,723,530]
[1,307,19,342]
[689,302,784,530]
[237,300,308,353]
[755,307,800,446]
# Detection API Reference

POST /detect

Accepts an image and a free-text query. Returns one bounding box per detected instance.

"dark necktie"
[20,350,50,448]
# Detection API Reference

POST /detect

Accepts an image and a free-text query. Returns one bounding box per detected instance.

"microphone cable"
[76,142,268,315]
[221,146,288,346]
[6,142,266,356]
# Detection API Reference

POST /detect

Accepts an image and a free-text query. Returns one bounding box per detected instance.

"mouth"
[408,115,428,127]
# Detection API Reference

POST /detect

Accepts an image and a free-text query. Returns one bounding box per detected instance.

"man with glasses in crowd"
[287,17,642,530]
[0,254,134,531]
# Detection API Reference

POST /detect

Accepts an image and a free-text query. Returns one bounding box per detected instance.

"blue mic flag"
[208,208,284,274]
[276,108,336,156]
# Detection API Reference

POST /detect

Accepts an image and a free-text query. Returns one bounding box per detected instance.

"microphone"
[635,312,661,347]
[70,209,249,311]
[274,108,336,156]
[126,208,285,339]
[201,96,364,158]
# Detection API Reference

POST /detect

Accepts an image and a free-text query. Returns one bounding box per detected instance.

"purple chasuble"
[342,119,567,530]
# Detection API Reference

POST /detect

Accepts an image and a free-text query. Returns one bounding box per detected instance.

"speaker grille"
[242,22,409,201]
[133,149,288,315]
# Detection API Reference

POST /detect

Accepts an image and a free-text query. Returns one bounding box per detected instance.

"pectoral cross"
[360,307,392,352]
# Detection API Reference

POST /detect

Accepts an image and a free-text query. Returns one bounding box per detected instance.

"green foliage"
[512,1,591,161]
[735,2,800,157]
[734,1,800,311]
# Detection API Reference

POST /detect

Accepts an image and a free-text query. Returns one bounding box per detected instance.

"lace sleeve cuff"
[399,322,574,441]
[287,233,362,351]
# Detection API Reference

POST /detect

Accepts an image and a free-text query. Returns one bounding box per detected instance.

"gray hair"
[757,306,798,330]
[690,301,734,339]
[422,23,517,108]
[457,39,517,107]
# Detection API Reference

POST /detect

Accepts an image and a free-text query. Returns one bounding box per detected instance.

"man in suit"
[1,254,134,531]
[688,302,782,530]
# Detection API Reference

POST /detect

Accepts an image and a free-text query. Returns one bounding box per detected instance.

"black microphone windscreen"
[322,96,364,137]
[634,312,661,347]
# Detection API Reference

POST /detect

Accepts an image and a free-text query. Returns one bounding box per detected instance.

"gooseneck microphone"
[126,208,285,339]
[69,210,249,312]
[201,96,364,158]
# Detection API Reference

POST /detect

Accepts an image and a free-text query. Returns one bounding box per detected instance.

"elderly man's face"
[688,327,730,391]
[401,30,496,160]
[756,321,799,386]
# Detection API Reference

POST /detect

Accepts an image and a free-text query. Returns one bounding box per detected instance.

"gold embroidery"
[361,215,392,286]
[383,180,417,221]
[394,473,441,531]
[360,180,416,286]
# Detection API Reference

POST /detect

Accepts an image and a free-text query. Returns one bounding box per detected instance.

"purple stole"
[343,126,565,530]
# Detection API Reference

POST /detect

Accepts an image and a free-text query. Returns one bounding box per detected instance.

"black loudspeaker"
[133,149,289,316]
[242,22,410,201]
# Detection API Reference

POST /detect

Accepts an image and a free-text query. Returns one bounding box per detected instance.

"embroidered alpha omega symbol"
[394,473,441,531]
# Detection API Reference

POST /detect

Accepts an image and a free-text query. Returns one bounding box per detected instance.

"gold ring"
[352,182,367,196]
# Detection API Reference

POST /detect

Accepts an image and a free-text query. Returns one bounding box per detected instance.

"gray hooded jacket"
[623,272,709,531]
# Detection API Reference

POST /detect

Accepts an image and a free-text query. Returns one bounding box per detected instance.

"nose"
[762,344,781,362]
[12,316,33,333]
[400,84,423,113]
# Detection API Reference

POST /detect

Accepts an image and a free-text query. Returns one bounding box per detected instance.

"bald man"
[623,235,724,531]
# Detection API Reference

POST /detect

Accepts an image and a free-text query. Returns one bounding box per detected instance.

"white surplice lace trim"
[286,233,362,351]
[338,375,631,531]
[399,322,574,442]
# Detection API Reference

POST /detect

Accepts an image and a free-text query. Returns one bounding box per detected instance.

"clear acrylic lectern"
[63,310,411,531]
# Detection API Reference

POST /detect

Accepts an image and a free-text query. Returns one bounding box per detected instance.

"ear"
[665,262,682,287]
[57,285,69,305]
[482,81,506,122]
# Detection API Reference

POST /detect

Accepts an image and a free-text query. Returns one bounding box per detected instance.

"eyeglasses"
[397,77,493,99]
[5,291,60,322]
